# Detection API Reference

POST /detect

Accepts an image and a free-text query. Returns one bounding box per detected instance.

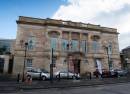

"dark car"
[113,69,128,77]
[101,69,111,78]
[93,69,117,78]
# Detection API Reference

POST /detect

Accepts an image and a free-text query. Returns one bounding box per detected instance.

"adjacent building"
[121,46,130,70]
[13,16,121,76]
[0,39,15,74]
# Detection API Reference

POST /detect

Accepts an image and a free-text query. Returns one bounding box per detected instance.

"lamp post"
[67,58,69,79]
[50,48,54,83]
[66,48,70,79]
[22,42,28,82]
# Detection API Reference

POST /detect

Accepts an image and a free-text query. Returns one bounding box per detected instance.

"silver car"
[26,68,50,80]
[55,70,80,79]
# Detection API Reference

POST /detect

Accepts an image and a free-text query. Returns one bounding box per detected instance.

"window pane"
[80,40,87,53]
[62,39,69,51]
[51,38,58,50]
[27,36,35,50]
[92,41,100,53]
[108,43,112,55]
[71,40,79,51]
[26,59,32,67]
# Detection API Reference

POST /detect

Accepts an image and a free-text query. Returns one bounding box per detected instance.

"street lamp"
[50,48,54,83]
[22,42,28,82]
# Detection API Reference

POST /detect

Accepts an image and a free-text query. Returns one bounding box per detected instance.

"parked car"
[93,69,117,78]
[54,70,80,79]
[113,69,128,77]
[26,68,50,80]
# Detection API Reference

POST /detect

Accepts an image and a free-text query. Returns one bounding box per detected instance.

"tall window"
[108,42,112,55]
[26,59,32,68]
[92,41,100,53]
[71,40,79,51]
[91,35,100,53]
[51,38,58,50]
[49,31,60,50]
[27,36,35,50]
[80,40,87,53]
[62,39,69,51]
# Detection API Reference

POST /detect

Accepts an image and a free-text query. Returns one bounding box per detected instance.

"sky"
[0,0,130,50]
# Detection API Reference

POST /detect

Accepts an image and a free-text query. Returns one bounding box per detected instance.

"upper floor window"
[27,36,35,50]
[92,41,100,53]
[80,40,87,53]
[51,38,58,50]
[71,40,79,51]
[62,39,69,51]
[49,31,60,50]
[108,42,112,55]
[91,35,100,53]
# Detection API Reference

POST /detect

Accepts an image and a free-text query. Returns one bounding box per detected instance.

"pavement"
[8,82,130,94]
[0,77,130,93]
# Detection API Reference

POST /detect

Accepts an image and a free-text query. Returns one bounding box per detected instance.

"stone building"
[120,46,130,70]
[13,16,121,75]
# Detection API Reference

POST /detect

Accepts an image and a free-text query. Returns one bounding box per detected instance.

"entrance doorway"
[73,59,80,74]
[67,52,83,74]
[68,57,81,74]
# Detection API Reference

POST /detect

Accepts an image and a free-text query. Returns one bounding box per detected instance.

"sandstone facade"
[13,16,121,75]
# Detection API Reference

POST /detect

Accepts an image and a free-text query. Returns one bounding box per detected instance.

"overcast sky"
[0,0,130,50]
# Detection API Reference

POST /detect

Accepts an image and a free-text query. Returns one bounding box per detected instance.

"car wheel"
[41,76,46,81]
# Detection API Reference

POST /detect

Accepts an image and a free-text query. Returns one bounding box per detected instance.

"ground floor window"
[26,59,33,68]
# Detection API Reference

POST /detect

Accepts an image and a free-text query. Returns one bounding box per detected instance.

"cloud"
[52,0,130,50]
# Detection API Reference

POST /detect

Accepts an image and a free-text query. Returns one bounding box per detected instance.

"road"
[3,82,130,94]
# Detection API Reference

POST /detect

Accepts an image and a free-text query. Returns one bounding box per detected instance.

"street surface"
[3,82,130,94]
